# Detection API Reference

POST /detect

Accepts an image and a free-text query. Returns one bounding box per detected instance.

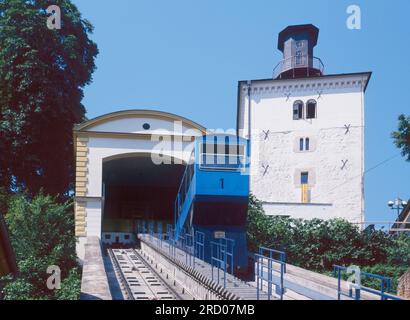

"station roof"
[74,109,207,133]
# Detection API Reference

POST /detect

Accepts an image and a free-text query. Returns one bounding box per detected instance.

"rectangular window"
[301,172,309,185]
[105,234,111,240]
[299,138,304,151]
[305,138,310,151]
[124,235,130,240]
[306,102,317,119]
[199,142,245,171]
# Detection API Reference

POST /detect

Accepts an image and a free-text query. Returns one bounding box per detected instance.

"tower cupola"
[274,24,324,79]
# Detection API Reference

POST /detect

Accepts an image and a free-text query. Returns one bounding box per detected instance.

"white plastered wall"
[238,74,369,223]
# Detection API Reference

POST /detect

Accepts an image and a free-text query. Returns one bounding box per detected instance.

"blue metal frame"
[194,231,205,261]
[139,220,146,234]
[333,265,402,300]
[255,247,286,300]
[210,237,235,288]
[184,232,195,267]
[259,247,287,273]
[220,238,235,275]
[157,222,163,248]
[211,241,228,288]
[166,224,175,258]
[148,221,154,241]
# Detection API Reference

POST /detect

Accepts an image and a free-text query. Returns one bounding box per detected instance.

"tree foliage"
[0,0,98,197]
[247,195,410,292]
[392,114,410,162]
[0,192,80,300]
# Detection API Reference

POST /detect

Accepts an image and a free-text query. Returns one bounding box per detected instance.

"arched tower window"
[306,99,317,119]
[293,100,304,120]
[305,138,310,151]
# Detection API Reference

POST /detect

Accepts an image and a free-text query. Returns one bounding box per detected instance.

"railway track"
[108,248,183,300]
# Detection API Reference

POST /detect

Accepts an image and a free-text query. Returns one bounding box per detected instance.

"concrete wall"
[398,268,410,299]
[238,73,370,223]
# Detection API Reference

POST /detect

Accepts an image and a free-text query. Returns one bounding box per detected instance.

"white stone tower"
[237,24,371,224]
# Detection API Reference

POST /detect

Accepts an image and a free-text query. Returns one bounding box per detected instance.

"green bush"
[0,192,80,300]
[247,195,410,294]
[361,264,408,293]
[55,268,82,300]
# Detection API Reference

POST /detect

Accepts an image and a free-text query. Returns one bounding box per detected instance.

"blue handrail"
[259,247,287,273]
[211,241,228,288]
[194,231,205,261]
[333,265,402,300]
[256,247,286,300]
[174,157,195,241]
[210,237,235,288]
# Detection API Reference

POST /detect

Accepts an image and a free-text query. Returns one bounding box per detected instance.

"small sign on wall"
[214,231,226,239]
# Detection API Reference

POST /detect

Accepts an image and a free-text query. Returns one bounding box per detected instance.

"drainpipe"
[247,80,252,182]
[247,80,252,142]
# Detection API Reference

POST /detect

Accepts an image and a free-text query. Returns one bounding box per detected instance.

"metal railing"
[194,231,205,261]
[157,222,163,248]
[333,265,403,300]
[148,221,154,242]
[210,237,235,289]
[272,55,324,79]
[175,163,195,223]
[148,224,205,270]
[166,224,176,258]
[174,162,195,240]
[255,247,286,300]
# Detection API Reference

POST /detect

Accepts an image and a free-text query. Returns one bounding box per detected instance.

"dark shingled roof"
[278,24,319,52]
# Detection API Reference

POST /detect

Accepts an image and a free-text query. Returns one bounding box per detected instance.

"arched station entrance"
[73,110,206,260]
[101,154,185,246]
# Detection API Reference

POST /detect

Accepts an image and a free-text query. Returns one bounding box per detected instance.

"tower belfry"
[275,24,324,79]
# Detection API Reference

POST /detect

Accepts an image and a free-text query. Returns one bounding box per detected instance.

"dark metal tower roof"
[278,24,319,52]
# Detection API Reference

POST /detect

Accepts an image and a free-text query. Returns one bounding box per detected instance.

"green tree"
[392,114,410,162]
[0,0,98,197]
[0,192,80,300]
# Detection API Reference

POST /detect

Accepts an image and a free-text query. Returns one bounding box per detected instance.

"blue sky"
[72,0,409,222]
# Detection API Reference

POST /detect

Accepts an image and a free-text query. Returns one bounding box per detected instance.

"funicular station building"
[74,110,207,260]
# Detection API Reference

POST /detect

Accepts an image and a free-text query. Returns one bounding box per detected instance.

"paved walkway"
[80,237,112,300]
